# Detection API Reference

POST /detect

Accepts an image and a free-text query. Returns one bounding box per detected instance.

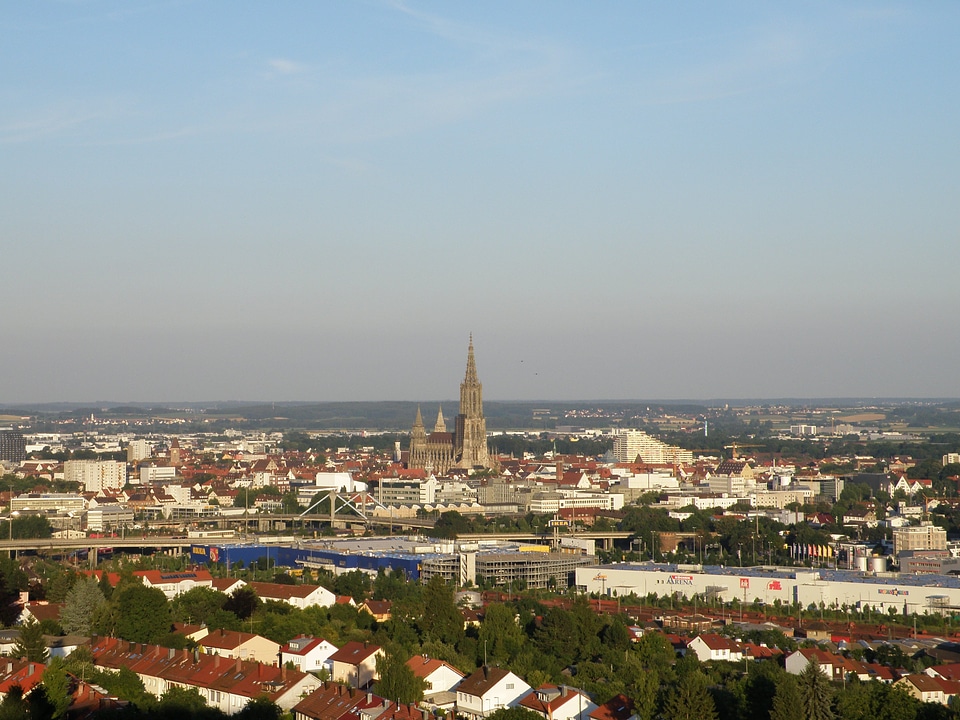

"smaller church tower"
[434,406,447,433]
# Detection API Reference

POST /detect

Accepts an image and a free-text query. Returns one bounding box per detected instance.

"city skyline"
[3,2,959,403]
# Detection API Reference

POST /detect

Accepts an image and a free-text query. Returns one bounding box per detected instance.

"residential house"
[456,666,531,720]
[292,681,371,720]
[173,623,210,643]
[19,602,64,627]
[0,659,46,694]
[90,637,321,713]
[135,570,214,599]
[211,578,247,595]
[589,695,638,720]
[329,642,383,689]
[199,628,281,665]
[405,655,464,695]
[686,634,743,663]
[247,582,336,610]
[281,636,339,674]
[517,685,598,720]
[785,648,872,682]
[359,600,392,623]
[896,674,954,705]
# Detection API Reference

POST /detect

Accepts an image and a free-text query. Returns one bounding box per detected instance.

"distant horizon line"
[3,397,959,409]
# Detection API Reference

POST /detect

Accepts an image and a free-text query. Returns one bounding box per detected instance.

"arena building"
[575,562,960,616]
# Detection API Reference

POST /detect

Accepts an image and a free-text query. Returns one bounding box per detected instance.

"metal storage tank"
[870,556,888,573]
[855,555,869,572]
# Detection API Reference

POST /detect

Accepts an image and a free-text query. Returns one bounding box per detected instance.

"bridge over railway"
[0,514,635,564]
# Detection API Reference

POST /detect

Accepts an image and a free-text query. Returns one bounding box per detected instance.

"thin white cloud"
[266,58,305,76]
[0,110,105,144]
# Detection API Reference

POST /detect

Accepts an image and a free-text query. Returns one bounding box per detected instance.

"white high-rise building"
[611,430,692,464]
[126,439,152,463]
[64,460,127,492]
[893,523,947,557]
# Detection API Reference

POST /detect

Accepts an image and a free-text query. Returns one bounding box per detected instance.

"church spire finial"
[414,404,424,428]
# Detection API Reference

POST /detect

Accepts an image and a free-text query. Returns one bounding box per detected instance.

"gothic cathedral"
[408,337,494,475]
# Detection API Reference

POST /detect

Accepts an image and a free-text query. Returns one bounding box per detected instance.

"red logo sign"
[767,580,781,591]
[739,578,750,589]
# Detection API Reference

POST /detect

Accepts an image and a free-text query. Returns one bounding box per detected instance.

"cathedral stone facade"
[408,338,494,475]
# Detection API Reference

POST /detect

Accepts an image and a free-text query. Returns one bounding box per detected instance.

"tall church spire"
[464,333,479,385]
[413,405,424,429]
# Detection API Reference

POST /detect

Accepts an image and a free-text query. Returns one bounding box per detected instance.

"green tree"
[235,697,282,720]
[334,570,372,602]
[60,576,105,636]
[10,515,52,540]
[26,685,56,720]
[39,657,71,720]
[798,658,834,720]
[114,583,171,643]
[157,685,217,718]
[172,586,227,625]
[94,666,156,710]
[420,575,463,646]
[0,686,29,720]
[533,607,579,671]
[486,709,544,720]
[374,650,426,704]
[635,630,676,673]
[626,657,660,720]
[478,603,526,666]
[373,568,414,602]
[770,673,804,720]
[224,586,261,620]
[281,492,302,514]
[12,618,49,663]
[97,571,113,601]
[433,511,472,539]
[662,671,718,720]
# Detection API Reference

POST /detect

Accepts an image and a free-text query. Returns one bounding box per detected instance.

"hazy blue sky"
[2,2,959,403]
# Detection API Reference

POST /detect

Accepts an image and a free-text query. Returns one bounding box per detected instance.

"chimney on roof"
[214,656,220,669]
[281,665,287,681]
[168,648,175,659]
[367,693,372,703]
[235,657,242,673]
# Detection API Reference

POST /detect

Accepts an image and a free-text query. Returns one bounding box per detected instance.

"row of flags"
[791,543,835,559]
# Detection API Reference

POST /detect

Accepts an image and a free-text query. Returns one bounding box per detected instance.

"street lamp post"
[8,510,19,560]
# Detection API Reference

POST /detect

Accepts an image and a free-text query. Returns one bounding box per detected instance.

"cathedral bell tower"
[407,337,494,473]
[455,335,490,469]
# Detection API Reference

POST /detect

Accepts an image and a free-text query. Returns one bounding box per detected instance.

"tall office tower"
[0,430,26,464]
